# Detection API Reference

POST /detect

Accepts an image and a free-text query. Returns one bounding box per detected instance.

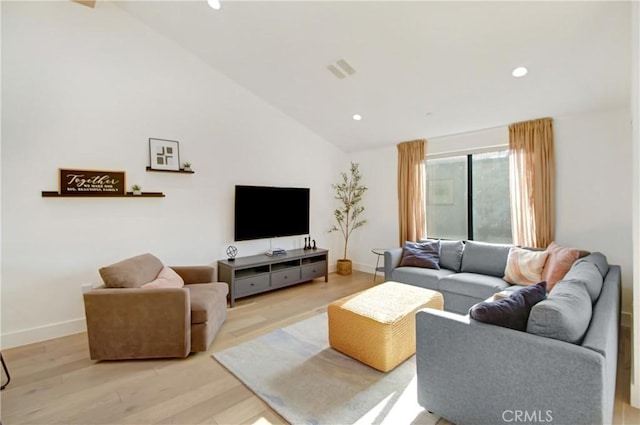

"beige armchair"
[83,253,228,360]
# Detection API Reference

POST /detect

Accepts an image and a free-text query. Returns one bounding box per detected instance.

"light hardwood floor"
[1,271,638,425]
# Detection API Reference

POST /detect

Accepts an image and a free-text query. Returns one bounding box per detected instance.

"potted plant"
[329,162,367,275]
[132,184,142,196]
[183,162,192,172]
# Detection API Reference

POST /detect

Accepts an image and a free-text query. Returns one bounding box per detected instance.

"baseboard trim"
[1,318,86,349]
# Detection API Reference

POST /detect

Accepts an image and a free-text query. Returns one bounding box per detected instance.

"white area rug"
[213,313,441,425]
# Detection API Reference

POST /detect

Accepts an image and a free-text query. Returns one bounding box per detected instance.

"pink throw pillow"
[541,242,580,292]
[141,266,184,289]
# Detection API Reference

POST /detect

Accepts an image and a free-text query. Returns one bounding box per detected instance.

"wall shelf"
[41,191,165,198]
[145,167,194,174]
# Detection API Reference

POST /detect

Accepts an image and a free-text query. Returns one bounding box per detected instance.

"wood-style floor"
[1,270,638,424]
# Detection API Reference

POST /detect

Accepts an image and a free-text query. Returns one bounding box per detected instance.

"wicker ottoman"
[328,281,444,372]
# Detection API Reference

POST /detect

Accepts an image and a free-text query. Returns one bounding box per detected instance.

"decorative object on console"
[226,245,238,262]
[304,236,310,250]
[131,184,142,196]
[329,162,367,275]
[312,239,316,250]
[182,162,192,172]
[149,138,180,171]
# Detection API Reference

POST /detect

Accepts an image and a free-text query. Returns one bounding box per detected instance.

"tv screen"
[234,185,310,241]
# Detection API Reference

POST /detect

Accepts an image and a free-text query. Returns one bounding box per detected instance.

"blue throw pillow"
[513,281,547,308]
[469,281,547,331]
[399,240,441,270]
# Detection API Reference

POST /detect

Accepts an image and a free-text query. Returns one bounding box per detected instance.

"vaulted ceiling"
[115,1,631,152]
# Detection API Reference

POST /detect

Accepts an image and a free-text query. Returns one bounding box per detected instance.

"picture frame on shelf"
[149,138,180,171]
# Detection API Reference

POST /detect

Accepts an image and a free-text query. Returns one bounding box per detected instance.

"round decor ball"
[226,245,238,261]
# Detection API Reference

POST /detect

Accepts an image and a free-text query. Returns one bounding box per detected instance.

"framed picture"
[149,138,180,171]
[59,168,126,196]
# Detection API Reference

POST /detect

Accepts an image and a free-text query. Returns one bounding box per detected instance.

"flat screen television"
[234,185,310,241]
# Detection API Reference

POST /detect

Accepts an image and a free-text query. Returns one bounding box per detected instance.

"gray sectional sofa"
[385,240,621,425]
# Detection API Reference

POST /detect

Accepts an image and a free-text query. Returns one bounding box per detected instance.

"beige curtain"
[397,139,427,246]
[509,118,555,248]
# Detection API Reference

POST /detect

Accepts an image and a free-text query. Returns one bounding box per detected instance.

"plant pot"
[133,190,142,196]
[184,167,192,172]
[337,259,352,276]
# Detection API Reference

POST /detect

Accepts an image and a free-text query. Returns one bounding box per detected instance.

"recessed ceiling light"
[352,114,362,121]
[207,0,221,10]
[512,66,528,77]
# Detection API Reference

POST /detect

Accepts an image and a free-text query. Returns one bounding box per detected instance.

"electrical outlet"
[81,283,93,294]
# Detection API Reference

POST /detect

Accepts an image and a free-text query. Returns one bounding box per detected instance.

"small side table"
[371,248,389,282]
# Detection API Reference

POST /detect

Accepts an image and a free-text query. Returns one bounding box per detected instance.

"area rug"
[213,313,441,425]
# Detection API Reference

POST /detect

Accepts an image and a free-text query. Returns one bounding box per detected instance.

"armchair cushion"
[187,282,229,324]
[142,266,184,289]
[99,253,164,288]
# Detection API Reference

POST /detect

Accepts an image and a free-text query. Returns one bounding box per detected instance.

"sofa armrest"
[416,308,607,425]
[170,266,215,284]
[384,248,403,281]
[83,287,191,360]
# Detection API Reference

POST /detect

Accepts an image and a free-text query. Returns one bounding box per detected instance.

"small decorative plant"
[183,162,192,170]
[132,184,142,195]
[329,162,367,266]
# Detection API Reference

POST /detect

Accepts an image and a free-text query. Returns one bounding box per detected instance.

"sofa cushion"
[439,272,510,300]
[574,252,609,278]
[526,280,592,344]
[141,266,184,289]
[399,240,440,269]
[187,282,229,324]
[503,247,549,285]
[420,239,464,272]
[99,253,164,288]
[541,242,580,292]
[460,241,511,278]
[391,267,454,291]
[563,261,604,302]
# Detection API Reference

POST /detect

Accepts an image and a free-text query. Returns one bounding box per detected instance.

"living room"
[1,1,639,424]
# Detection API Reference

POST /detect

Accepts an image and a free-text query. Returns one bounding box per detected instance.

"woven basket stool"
[328,281,443,372]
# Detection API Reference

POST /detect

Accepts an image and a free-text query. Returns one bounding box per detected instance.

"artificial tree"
[329,162,367,274]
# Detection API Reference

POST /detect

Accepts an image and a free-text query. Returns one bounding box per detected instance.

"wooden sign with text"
[59,169,126,196]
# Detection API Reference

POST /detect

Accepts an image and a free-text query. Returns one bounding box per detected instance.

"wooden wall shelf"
[42,191,165,198]
[145,167,194,174]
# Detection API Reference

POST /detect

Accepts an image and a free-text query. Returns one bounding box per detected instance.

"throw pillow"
[141,266,185,289]
[469,292,530,331]
[503,247,549,285]
[541,241,580,292]
[512,281,547,308]
[399,240,441,270]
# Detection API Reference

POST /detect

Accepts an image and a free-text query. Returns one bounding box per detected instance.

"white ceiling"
[115,1,631,152]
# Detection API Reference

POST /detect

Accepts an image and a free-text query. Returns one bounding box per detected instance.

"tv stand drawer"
[271,269,301,289]
[235,274,270,297]
[301,261,327,281]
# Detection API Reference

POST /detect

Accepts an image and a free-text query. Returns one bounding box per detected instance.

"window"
[426,150,512,243]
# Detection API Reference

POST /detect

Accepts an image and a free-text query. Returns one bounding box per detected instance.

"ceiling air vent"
[327,59,357,79]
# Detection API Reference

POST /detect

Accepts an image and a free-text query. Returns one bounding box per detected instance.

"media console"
[217,248,328,307]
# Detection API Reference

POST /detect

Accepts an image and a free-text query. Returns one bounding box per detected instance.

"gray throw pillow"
[399,240,441,270]
[526,280,592,344]
[419,239,464,271]
[562,261,603,302]
[460,240,511,277]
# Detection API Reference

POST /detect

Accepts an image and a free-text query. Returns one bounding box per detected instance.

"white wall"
[1,1,346,348]
[629,0,640,409]
[351,108,633,315]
